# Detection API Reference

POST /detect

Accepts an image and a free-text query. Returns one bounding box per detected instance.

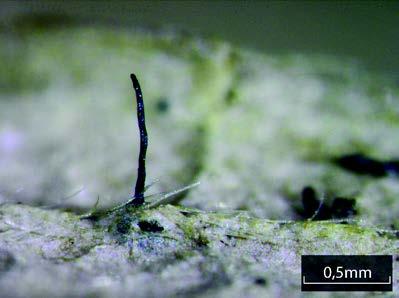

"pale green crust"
[0,203,397,297]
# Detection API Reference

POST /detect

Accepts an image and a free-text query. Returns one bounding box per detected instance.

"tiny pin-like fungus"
[79,74,200,219]
[129,73,148,206]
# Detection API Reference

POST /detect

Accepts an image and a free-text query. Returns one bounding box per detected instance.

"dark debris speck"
[224,88,239,106]
[155,97,170,113]
[301,186,321,218]
[254,277,267,286]
[180,210,195,217]
[0,249,16,272]
[334,153,399,177]
[138,220,164,233]
[338,220,349,225]
[331,197,357,218]
[300,186,357,220]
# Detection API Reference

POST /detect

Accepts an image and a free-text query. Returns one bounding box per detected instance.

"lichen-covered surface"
[0,20,398,297]
[0,203,397,297]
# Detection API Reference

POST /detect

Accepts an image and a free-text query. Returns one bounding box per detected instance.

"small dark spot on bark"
[180,211,193,217]
[155,97,169,113]
[225,88,238,106]
[254,277,267,286]
[301,186,321,218]
[138,220,164,233]
[237,204,249,211]
[82,213,101,221]
[0,249,16,272]
[220,240,229,246]
[331,197,357,218]
[376,231,384,237]
[395,255,399,262]
[301,186,331,220]
[300,186,357,220]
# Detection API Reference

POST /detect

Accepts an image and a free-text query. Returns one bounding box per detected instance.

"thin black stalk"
[130,73,148,205]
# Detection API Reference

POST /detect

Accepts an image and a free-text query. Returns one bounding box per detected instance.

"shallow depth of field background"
[1,1,399,224]
[1,1,399,79]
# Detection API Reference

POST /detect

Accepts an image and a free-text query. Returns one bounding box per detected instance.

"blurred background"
[1,1,399,79]
[1,1,399,227]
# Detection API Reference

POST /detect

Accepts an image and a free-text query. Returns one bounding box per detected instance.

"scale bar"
[303,276,391,285]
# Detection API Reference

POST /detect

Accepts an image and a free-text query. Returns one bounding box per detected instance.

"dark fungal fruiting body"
[334,153,399,177]
[129,74,148,206]
[127,74,199,208]
[330,197,357,218]
[300,186,357,220]
[300,186,331,220]
[254,277,267,286]
[138,220,164,233]
[301,186,322,219]
[79,74,200,220]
